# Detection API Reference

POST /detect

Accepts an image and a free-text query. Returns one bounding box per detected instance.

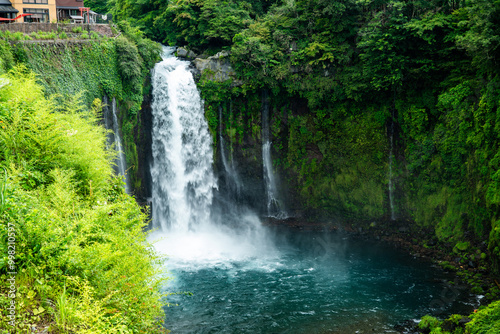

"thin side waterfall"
[388,110,396,221]
[102,95,129,193]
[112,98,130,193]
[219,105,242,197]
[149,47,275,267]
[262,90,288,219]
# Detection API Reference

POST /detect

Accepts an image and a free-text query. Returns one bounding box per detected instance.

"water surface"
[155,229,476,333]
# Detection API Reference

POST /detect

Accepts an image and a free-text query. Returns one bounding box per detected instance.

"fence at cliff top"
[0,23,115,37]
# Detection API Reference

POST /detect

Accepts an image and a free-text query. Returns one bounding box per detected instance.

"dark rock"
[468,261,475,268]
[176,47,188,58]
[394,319,419,333]
[459,317,471,326]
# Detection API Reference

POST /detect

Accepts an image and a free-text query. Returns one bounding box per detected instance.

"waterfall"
[150,47,216,232]
[388,110,396,221]
[219,105,242,197]
[261,90,288,219]
[102,96,129,193]
[149,47,275,266]
[112,98,130,193]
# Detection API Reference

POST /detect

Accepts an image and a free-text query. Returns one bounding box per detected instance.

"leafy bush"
[90,31,100,40]
[0,40,13,73]
[72,26,83,33]
[0,67,167,332]
[466,301,500,334]
[419,315,441,332]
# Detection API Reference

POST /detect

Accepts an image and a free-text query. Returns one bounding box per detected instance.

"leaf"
[27,290,35,299]
[33,306,45,315]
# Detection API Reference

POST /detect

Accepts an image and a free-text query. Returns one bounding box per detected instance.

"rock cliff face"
[192,51,236,82]
[177,48,237,82]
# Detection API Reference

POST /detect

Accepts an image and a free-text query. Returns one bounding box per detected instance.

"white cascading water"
[219,105,242,197]
[388,110,396,221]
[102,96,129,193]
[149,47,275,268]
[111,98,130,193]
[262,90,288,219]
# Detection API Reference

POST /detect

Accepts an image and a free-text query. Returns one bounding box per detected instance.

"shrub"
[466,301,500,334]
[0,67,168,332]
[419,315,441,332]
[90,31,100,40]
[0,40,14,73]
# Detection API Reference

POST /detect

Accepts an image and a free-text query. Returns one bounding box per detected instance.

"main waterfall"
[149,47,274,267]
[150,47,215,232]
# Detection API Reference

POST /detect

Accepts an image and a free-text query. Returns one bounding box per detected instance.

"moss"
[466,301,500,334]
[419,315,441,331]
[454,242,471,253]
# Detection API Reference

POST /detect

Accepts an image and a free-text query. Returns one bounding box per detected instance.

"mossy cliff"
[7,27,160,203]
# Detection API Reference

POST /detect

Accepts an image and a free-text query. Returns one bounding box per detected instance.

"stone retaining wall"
[0,23,114,37]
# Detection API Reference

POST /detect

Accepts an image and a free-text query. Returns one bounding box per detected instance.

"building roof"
[56,0,84,8]
[0,5,18,13]
[0,0,12,5]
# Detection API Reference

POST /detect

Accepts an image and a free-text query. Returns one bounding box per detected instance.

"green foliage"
[0,40,13,73]
[115,0,256,49]
[12,30,160,198]
[17,40,122,106]
[419,315,441,331]
[115,36,143,96]
[0,30,32,41]
[0,69,167,332]
[72,26,84,34]
[85,0,111,14]
[466,301,500,334]
[454,241,470,252]
[455,0,500,75]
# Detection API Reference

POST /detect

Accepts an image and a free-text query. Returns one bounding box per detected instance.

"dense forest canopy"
[104,0,499,93]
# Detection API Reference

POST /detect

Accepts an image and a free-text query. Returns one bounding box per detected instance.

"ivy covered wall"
[9,31,161,201]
